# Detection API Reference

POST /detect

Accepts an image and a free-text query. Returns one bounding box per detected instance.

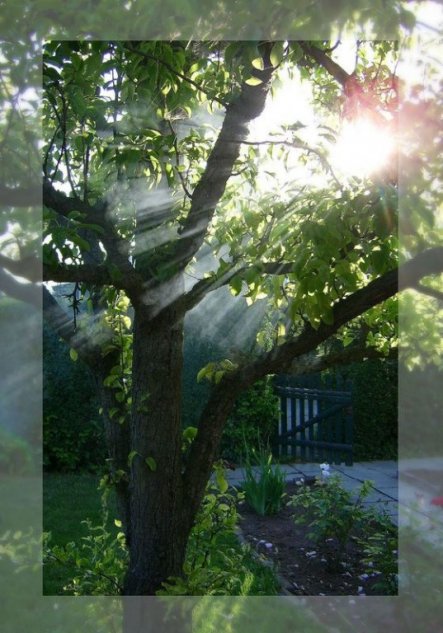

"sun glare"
[330,118,395,178]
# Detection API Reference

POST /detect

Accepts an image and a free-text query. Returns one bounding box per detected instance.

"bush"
[220,378,279,464]
[242,447,285,516]
[350,359,397,460]
[358,512,398,594]
[289,475,374,554]
[278,357,397,461]
[159,465,280,596]
[43,323,106,471]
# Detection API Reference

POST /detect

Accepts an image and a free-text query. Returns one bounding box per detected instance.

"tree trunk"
[123,297,192,595]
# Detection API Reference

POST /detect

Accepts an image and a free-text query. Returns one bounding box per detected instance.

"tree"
[2,37,442,596]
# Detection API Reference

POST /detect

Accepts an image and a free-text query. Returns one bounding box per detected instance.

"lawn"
[43,472,118,594]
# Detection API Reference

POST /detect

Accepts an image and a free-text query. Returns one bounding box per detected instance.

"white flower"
[320,463,331,479]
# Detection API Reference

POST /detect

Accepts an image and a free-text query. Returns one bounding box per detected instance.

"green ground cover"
[43,472,279,595]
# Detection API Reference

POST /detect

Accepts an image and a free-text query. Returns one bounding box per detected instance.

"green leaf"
[69,348,78,362]
[215,467,228,494]
[214,370,225,384]
[145,456,157,472]
[183,426,198,442]
[128,450,138,466]
[229,276,243,296]
[251,57,264,70]
[245,76,263,86]
[270,42,285,67]
[71,234,91,252]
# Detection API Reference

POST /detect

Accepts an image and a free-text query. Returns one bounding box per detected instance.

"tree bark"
[123,290,191,595]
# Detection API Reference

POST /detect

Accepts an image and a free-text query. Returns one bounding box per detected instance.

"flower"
[320,463,330,479]
[431,496,443,507]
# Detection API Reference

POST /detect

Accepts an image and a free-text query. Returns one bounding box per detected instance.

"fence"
[274,385,353,465]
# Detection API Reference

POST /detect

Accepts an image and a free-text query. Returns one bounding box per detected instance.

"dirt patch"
[238,482,396,596]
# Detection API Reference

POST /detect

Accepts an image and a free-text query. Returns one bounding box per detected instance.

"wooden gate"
[274,386,353,465]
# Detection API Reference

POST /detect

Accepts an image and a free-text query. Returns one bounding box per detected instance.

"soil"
[238,481,396,596]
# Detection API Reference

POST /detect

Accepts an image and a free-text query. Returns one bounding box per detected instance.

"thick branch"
[43,261,113,286]
[287,343,397,376]
[43,180,106,223]
[413,282,443,303]
[0,253,41,282]
[300,42,351,87]
[171,52,276,273]
[43,180,144,297]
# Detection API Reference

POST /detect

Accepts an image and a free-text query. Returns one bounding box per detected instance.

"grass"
[43,471,117,594]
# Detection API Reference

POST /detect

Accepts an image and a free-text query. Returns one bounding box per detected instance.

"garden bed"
[237,480,397,596]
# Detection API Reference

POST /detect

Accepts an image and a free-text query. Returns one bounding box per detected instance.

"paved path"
[226,460,399,523]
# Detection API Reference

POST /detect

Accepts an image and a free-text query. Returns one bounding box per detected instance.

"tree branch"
[180,260,297,313]
[170,48,276,273]
[287,342,397,376]
[43,180,144,297]
[42,262,113,286]
[300,42,351,87]
[225,137,342,187]
[43,180,100,221]
[182,246,443,504]
[0,253,41,282]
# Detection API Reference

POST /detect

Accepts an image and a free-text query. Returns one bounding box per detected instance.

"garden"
[42,339,398,598]
[42,442,398,597]
[0,25,441,618]
[42,312,399,596]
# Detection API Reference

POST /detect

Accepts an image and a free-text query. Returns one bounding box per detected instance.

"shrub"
[350,359,397,460]
[43,323,106,471]
[359,511,398,594]
[160,461,280,595]
[43,520,127,595]
[220,378,279,464]
[289,475,374,554]
[242,446,285,516]
[278,357,398,461]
